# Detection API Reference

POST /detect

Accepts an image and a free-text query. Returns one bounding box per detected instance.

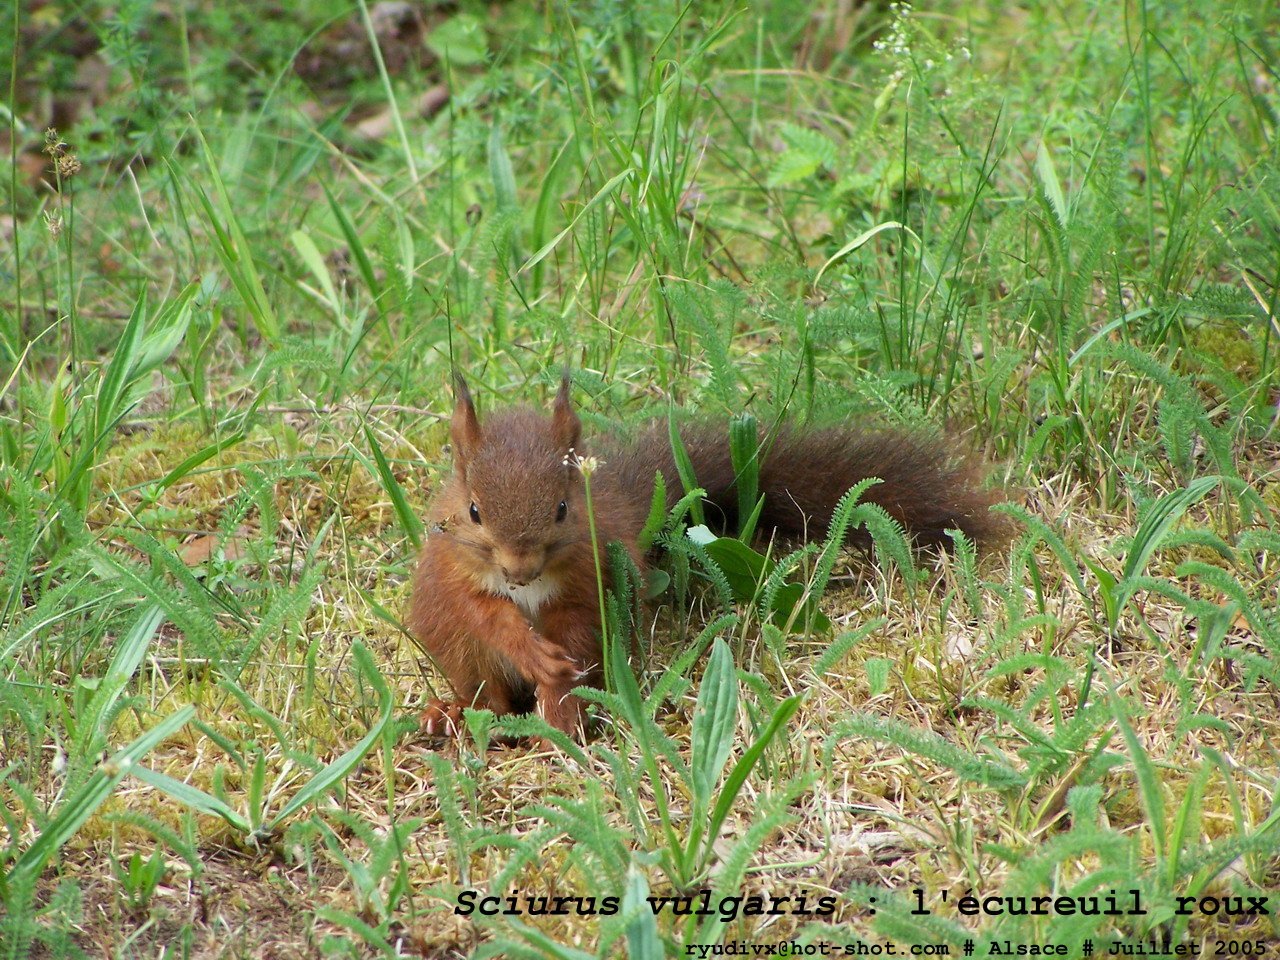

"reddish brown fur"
[407,380,1008,739]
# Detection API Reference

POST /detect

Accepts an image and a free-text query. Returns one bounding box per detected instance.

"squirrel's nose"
[502,566,539,586]
[499,547,545,586]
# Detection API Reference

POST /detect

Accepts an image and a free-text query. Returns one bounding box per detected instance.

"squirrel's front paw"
[536,688,586,740]
[420,699,465,737]
[528,636,584,688]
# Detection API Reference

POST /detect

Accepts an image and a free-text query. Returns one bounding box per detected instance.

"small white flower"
[563,448,604,476]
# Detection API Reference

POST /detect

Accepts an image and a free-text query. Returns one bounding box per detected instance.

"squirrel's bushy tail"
[600,422,1010,550]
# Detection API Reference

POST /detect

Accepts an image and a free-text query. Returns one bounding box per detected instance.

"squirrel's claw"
[420,699,465,737]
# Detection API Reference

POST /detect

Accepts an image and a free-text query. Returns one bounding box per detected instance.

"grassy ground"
[3,0,1279,956]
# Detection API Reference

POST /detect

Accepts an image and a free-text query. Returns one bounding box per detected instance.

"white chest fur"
[481,570,560,617]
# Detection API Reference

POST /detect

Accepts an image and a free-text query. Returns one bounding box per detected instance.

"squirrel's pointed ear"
[450,375,483,469]
[551,374,581,452]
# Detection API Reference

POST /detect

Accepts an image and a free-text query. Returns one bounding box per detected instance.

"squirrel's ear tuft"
[451,375,483,469]
[551,373,581,452]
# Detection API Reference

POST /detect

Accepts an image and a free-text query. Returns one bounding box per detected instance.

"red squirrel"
[407,376,1007,739]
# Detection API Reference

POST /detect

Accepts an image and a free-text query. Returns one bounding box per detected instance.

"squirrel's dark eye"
[556,500,567,522]
[469,502,481,524]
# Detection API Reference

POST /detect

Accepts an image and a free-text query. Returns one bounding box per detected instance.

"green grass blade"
[8,704,195,885]
[622,866,663,960]
[703,694,803,859]
[185,134,280,343]
[323,181,387,325]
[290,228,341,315]
[689,638,738,821]
[519,167,633,274]
[667,415,704,526]
[77,603,167,762]
[359,424,425,549]
[153,431,246,493]
[729,413,760,540]
[130,764,252,834]
[1119,476,1221,590]
[1036,141,1070,229]
[1113,693,1167,867]
[266,642,393,830]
